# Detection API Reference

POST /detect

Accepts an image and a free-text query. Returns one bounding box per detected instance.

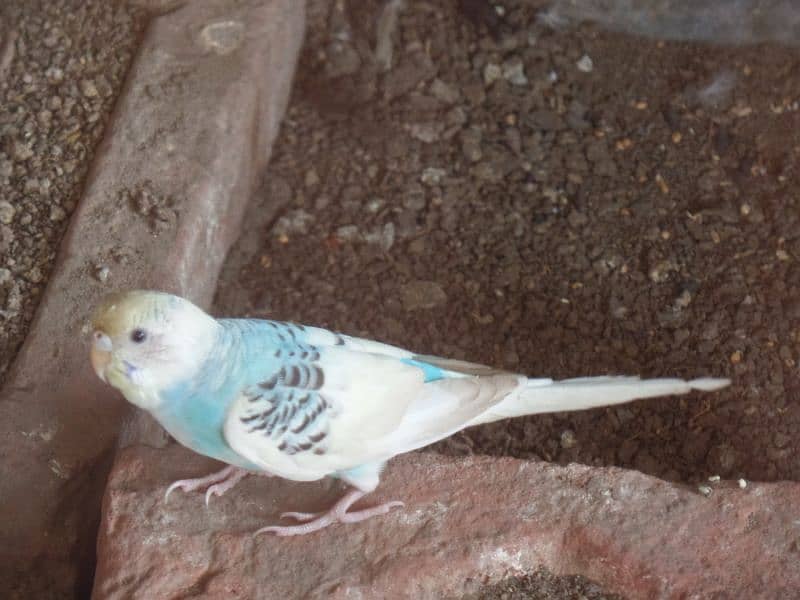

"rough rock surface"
[95,444,799,599]
[0,1,304,597]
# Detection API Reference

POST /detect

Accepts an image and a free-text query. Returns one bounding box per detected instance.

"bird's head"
[90,290,220,406]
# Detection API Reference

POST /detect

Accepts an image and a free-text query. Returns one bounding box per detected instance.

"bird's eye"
[130,328,147,343]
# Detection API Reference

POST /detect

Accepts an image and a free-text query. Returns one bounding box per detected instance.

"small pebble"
[429,78,459,104]
[80,79,99,98]
[560,429,578,449]
[421,167,447,185]
[576,54,593,73]
[697,485,712,497]
[95,265,110,283]
[738,479,747,489]
[0,201,15,224]
[25,267,44,284]
[483,63,502,85]
[12,141,33,161]
[335,225,360,242]
[304,168,320,187]
[400,280,447,311]
[502,58,528,86]
[49,205,67,222]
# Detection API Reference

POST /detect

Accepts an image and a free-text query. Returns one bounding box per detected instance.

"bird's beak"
[90,331,113,383]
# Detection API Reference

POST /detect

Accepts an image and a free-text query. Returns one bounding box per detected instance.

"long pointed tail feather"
[474,376,730,424]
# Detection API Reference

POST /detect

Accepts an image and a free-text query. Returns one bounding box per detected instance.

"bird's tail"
[471,375,730,425]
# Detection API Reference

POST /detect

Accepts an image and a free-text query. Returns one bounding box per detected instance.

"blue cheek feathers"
[124,360,139,381]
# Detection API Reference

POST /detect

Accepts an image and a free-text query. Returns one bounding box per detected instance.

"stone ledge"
[95,444,800,599]
[0,1,305,596]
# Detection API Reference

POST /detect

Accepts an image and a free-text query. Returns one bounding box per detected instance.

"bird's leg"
[255,488,404,537]
[165,465,265,505]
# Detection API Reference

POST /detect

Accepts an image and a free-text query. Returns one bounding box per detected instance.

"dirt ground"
[217,1,800,594]
[217,0,799,494]
[464,568,622,600]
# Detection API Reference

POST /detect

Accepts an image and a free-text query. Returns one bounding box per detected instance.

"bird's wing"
[223,322,523,481]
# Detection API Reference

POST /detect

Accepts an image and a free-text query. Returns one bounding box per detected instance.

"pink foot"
[165,465,254,505]
[255,489,404,537]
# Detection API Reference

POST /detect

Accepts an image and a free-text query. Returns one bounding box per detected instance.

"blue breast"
[155,320,285,470]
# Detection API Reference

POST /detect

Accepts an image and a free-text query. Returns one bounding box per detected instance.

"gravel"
[0,0,144,381]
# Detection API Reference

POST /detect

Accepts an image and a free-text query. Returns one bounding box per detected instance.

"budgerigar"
[90,290,729,536]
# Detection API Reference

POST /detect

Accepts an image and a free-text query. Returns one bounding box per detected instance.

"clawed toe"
[164,465,248,504]
[204,485,223,507]
[279,511,319,522]
[254,490,404,537]
[164,480,197,502]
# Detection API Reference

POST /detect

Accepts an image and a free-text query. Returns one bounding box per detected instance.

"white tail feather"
[471,376,730,425]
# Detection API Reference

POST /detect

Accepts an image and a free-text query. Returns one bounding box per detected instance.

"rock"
[576,54,594,73]
[363,222,395,251]
[502,56,528,86]
[429,78,460,104]
[421,167,447,186]
[384,54,435,100]
[560,429,578,449]
[409,122,443,143]
[80,78,99,98]
[49,205,67,222]
[460,127,483,162]
[304,168,319,187]
[24,267,43,284]
[528,109,564,131]
[335,224,360,241]
[0,200,14,224]
[0,0,306,596]
[567,210,588,228]
[649,260,678,283]
[274,209,315,235]
[0,225,12,254]
[401,280,447,310]
[94,445,800,599]
[95,265,111,283]
[483,62,502,85]
[11,140,33,161]
[324,41,361,78]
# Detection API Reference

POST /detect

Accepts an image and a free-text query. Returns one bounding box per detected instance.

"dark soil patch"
[216,0,799,489]
[464,567,623,600]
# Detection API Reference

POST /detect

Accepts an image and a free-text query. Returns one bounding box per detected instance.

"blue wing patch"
[400,358,447,382]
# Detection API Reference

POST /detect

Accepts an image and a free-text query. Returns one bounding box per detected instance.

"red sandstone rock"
[94,444,800,599]
[0,1,305,596]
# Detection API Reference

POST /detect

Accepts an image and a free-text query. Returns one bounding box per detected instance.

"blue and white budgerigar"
[90,290,729,536]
